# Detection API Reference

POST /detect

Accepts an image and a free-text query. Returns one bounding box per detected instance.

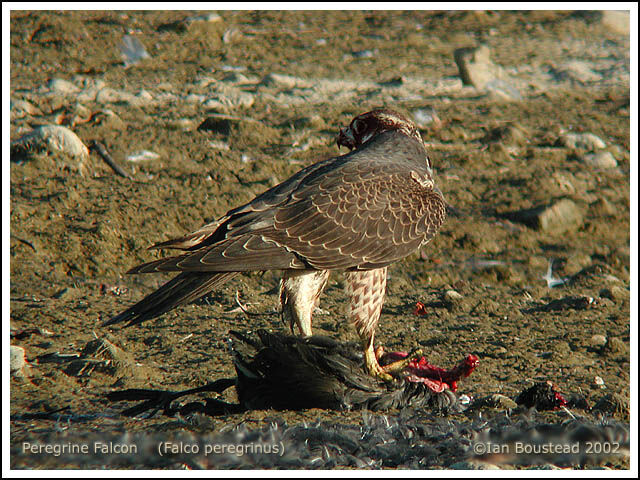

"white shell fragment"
[126,150,160,162]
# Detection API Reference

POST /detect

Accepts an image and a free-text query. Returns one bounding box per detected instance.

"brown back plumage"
[106,109,445,327]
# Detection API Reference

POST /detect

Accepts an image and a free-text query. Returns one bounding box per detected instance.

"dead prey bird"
[107,329,478,416]
[106,109,446,383]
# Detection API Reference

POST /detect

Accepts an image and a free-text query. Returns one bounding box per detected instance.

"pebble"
[589,197,617,217]
[91,109,126,130]
[208,140,230,151]
[481,123,528,147]
[11,99,41,120]
[412,107,440,128]
[185,93,206,104]
[508,198,584,234]
[554,60,603,83]
[203,88,255,110]
[186,12,222,24]
[11,125,89,162]
[136,89,154,102]
[599,286,629,302]
[10,345,27,376]
[582,151,618,169]
[538,199,584,233]
[197,114,276,140]
[443,289,463,303]
[64,336,137,378]
[126,150,160,162]
[222,72,251,84]
[198,114,241,135]
[291,115,325,130]
[590,334,607,347]
[350,49,376,58]
[601,337,628,357]
[557,132,606,150]
[260,73,309,89]
[95,87,127,104]
[120,35,150,68]
[222,27,243,44]
[48,77,80,95]
[167,118,196,131]
[594,376,605,387]
[453,44,503,90]
[484,78,523,101]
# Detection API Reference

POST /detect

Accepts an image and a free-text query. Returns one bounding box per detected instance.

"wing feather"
[127,130,445,276]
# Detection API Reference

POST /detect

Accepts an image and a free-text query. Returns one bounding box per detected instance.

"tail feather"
[104,271,239,327]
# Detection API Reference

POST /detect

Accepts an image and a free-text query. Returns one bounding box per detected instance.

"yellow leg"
[364,338,394,382]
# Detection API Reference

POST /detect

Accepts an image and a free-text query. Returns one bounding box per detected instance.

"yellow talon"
[383,348,423,375]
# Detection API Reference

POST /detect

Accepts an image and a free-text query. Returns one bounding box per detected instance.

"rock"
[11,125,89,167]
[91,109,126,130]
[11,99,42,120]
[203,87,255,110]
[554,61,602,83]
[601,10,630,35]
[535,199,584,233]
[10,345,27,377]
[599,286,629,302]
[590,334,607,347]
[453,44,503,90]
[481,123,528,147]
[185,93,206,104]
[222,27,243,44]
[222,72,251,84]
[136,90,154,103]
[589,198,617,217]
[260,73,310,89]
[126,150,160,163]
[120,35,150,68]
[412,107,441,128]
[557,132,606,150]
[350,49,377,58]
[95,87,127,104]
[484,79,523,101]
[526,295,594,313]
[505,199,584,234]
[198,115,241,135]
[64,336,138,378]
[290,115,325,130]
[582,151,618,169]
[167,118,196,131]
[601,337,628,357]
[198,114,278,142]
[187,12,222,24]
[442,289,464,311]
[48,77,80,95]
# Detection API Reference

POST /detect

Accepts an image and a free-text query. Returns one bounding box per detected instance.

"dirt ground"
[8,10,631,470]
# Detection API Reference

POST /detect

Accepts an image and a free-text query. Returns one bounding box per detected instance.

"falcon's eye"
[352,119,367,135]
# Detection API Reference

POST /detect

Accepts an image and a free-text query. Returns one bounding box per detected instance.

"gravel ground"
[9,9,631,470]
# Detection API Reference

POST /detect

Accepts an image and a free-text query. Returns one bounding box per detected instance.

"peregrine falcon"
[105,109,446,382]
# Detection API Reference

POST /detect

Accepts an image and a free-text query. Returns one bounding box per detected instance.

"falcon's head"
[337,109,423,151]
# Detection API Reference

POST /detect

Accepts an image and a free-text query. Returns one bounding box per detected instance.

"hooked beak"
[336,126,357,151]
